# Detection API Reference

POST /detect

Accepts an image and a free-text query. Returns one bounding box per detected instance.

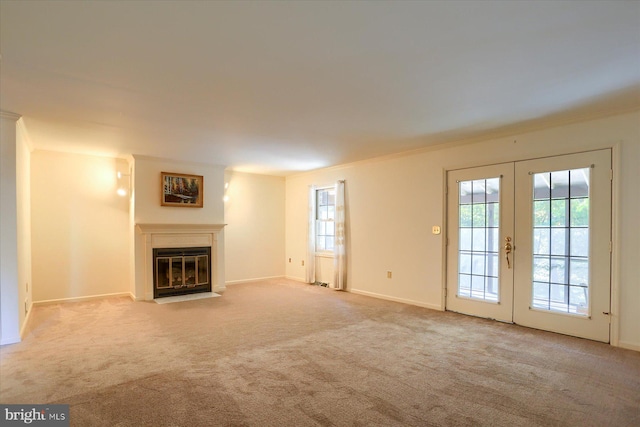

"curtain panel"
[332,180,347,290]
[305,185,317,284]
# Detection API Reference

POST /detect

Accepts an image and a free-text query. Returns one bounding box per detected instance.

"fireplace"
[153,247,211,298]
[135,223,226,301]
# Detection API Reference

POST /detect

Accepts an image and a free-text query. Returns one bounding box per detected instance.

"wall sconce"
[117,170,131,197]
[223,182,230,202]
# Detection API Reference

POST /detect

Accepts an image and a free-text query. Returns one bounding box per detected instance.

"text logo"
[1,405,69,426]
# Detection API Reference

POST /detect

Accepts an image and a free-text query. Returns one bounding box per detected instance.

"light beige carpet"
[1,279,639,426]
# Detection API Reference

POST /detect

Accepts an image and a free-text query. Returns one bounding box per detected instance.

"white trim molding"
[225,276,285,286]
[19,300,34,340]
[0,111,21,121]
[136,223,226,235]
[350,288,443,311]
[33,292,133,306]
[618,341,640,353]
[610,143,621,348]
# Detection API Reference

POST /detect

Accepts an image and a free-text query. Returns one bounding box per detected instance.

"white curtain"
[305,185,317,284]
[332,180,347,290]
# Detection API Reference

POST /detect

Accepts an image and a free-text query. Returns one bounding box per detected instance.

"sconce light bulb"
[224,182,229,189]
[223,195,230,202]
[117,188,127,197]
[117,171,122,179]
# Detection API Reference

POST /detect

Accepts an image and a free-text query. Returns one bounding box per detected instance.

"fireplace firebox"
[153,247,211,298]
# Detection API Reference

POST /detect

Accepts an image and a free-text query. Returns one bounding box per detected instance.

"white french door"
[446,163,515,323]
[446,149,612,342]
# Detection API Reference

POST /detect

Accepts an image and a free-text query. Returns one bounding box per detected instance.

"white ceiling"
[1,1,639,175]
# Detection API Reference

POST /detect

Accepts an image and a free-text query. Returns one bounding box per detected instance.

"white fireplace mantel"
[136,223,226,235]
[135,223,226,300]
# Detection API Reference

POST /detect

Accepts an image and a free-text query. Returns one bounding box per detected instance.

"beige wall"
[616,140,640,350]
[16,119,33,336]
[285,111,640,350]
[31,150,131,302]
[133,156,225,225]
[286,154,443,308]
[1,114,20,344]
[224,171,285,284]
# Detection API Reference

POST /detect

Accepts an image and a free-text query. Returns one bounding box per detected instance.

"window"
[457,177,501,302]
[531,168,590,315]
[316,187,336,253]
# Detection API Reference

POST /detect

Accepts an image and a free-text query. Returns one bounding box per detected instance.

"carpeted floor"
[1,278,639,426]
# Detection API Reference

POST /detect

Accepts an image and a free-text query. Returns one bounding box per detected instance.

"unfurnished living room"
[1,1,639,426]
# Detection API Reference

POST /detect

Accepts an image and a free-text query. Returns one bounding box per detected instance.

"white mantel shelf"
[136,223,226,234]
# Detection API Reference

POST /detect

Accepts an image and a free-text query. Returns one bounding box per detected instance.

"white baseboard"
[19,301,34,340]
[349,288,443,311]
[225,275,285,286]
[33,292,133,306]
[617,340,640,352]
[0,334,21,346]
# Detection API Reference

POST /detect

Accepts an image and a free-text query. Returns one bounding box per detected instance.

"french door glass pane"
[458,177,500,302]
[531,167,590,315]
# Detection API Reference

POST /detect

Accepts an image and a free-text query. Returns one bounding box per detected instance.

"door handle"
[504,237,512,269]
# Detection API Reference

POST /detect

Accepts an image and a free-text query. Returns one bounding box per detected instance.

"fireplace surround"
[135,223,225,301]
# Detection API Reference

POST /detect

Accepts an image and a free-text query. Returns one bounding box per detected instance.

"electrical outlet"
[387,271,392,279]
[432,225,441,235]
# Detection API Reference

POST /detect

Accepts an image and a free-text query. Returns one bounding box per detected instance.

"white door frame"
[441,145,621,346]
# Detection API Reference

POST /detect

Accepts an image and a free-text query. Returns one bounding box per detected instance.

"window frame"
[315,186,336,255]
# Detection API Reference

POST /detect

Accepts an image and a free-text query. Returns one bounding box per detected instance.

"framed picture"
[161,172,204,207]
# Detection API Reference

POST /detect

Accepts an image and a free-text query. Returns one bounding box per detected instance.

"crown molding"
[0,111,21,121]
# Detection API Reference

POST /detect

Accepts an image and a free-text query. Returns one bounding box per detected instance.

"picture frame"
[161,172,204,208]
